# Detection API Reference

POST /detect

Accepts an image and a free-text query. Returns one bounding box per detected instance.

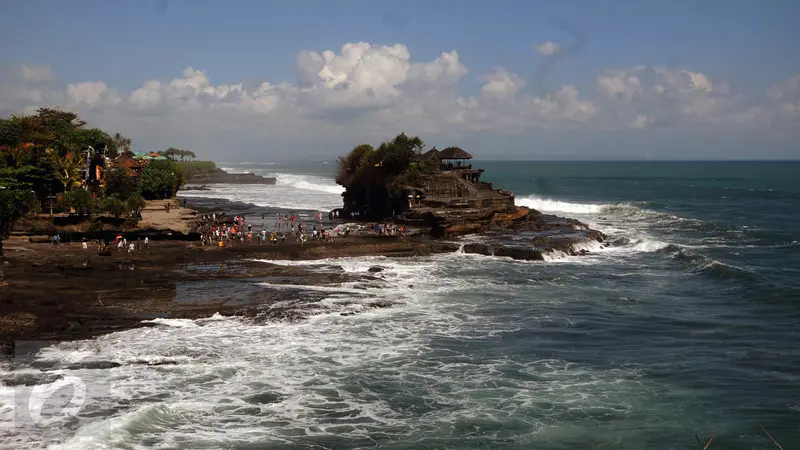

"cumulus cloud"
[0,41,797,157]
[533,41,561,56]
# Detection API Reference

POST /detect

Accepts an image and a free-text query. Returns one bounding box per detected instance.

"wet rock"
[461,243,545,261]
[244,392,283,404]
[1,372,64,387]
[368,301,393,309]
[463,243,492,256]
[65,361,122,370]
[367,266,384,273]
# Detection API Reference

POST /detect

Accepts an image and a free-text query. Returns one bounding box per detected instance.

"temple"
[409,146,515,211]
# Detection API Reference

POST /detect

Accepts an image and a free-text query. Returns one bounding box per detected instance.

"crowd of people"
[194,211,406,248]
[45,208,409,254]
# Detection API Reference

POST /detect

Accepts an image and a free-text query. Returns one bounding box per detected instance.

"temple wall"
[422,173,478,199]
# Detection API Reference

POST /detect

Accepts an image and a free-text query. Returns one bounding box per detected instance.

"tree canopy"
[336,133,437,219]
[0,187,38,256]
[0,107,195,252]
[138,159,185,200]
[162,147,196,161]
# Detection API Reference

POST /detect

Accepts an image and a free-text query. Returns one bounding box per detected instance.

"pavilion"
[438,146,472,170]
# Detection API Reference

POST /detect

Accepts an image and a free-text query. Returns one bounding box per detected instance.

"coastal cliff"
[185,167,276,185]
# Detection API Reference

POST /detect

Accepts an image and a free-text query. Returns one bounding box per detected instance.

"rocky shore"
[1,198,606,357]
[185,168,276,185]
[0,235,456,356]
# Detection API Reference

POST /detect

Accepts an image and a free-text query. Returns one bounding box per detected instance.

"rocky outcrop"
[462,243,545,260]
[186,168,276,185]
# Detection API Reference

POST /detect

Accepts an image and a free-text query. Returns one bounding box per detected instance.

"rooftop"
[438,147,473,160]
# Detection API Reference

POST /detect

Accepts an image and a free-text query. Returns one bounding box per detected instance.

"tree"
[47,149,84,192]
[126,194,146,217]
[0,165,60,201]
[162,147,195,161]
[1,108,131,201]
[101,196,127,218]
[62,189,97,216]
[103,167,138,200]
[138,160,184,200]
[113,132,132,154]
[336,133,429,219]
[0,187,38,256]
[76,128,118,159]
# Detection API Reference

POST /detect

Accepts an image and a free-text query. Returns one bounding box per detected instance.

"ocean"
[3,161,799,449]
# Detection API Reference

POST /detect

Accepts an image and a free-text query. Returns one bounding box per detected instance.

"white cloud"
[629,114,653,129]
[480,69,526,99]
[533,41,561,56]
[0,41,798,157]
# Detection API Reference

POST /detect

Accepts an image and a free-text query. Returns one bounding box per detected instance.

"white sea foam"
[517,195,607,214]
[179,172,343,212]
[515,194,690,259]
[4,253,671,448]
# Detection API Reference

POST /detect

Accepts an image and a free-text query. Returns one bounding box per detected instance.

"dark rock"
[65,361,122,370]
[186,168,276,185]
[367,266,384,273]
[244,392,283,404]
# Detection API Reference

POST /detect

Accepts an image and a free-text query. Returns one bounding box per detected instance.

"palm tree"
[47,148,84,191]
[113,133,132,155]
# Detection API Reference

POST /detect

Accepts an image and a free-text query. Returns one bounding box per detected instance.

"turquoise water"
[5,161,799,449]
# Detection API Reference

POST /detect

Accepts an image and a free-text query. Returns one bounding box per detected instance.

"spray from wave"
[270,173,344,195]
[180,172,343,212]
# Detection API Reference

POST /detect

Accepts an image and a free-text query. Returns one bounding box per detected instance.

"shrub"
[62,189,97,216]
[101,196,127,218]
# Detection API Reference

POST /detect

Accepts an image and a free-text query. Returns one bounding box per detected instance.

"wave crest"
[272,173,344,195]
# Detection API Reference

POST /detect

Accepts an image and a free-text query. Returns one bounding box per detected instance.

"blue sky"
[2,0,799,159]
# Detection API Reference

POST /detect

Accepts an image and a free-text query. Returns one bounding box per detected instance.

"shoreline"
[0,232,458,357]
[1,193,605,357]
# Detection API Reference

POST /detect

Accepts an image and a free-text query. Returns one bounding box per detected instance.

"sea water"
[2,161,799,449]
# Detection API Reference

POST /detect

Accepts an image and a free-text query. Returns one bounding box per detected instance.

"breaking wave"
[179,173,343,212]
[270,173,344,195]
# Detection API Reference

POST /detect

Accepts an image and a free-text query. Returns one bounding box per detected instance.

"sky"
[1,0,799,160]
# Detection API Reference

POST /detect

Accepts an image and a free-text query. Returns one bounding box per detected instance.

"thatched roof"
[439,146,472,160]
[424,147,441,159]
[412,147,442,162]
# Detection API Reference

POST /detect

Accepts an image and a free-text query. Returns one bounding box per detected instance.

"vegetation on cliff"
[0,108,189,254]
[336,133,438,219]
[176,160,217,179]
[162,147,197,161]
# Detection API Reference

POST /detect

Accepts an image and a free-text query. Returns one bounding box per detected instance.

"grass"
[176,161,217,177]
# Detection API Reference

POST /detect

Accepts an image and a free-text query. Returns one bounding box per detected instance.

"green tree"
[162,147,179,160]
[47,148,84,192]
[138,160,184,200]
[0,165,60,201]
[113,132,132,154]
[126,194,146,217]
[103,167,138,200]
[76,128,118,159]
[335,133,429,219]
[0,187,38,256]
[62,189,97,216]
[101,196,127,218]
